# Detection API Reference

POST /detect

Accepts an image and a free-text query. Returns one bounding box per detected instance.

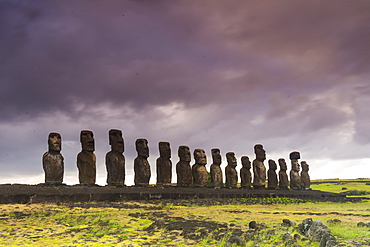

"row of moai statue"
[43,130,310,189]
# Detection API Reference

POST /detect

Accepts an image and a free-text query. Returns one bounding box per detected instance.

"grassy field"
[0,180,369,246]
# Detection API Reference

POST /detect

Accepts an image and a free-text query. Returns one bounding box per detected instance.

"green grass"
[0,180,370,246]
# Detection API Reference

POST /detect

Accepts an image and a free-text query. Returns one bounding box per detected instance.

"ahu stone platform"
[0,184,347,204]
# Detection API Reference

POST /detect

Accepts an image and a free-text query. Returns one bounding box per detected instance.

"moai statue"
[210,148,223,188]
[301,161,311,190]
[43,132,64,184]
[225,152,238,188]
[176,145,192,186]
[192,149,208,187]
[156,141,172,186]
[252,144,266,189]
[134,139,151,186]
[289,151,302,190]
[240,156,252,189]
[278,158,289,190]
[105,129,125,186]
[77,130,96,185]
[267,159,278,189]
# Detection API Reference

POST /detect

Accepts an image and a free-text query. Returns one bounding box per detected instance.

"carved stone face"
[159,142,171,159]
[289,151,300,160]
[292,160,300,172]
[48,132,61,152]
[268,159,277,170]
[136,139,149,158]
[109,129,124,153]
[211,148,221,165]
[80,130,95,152]
[254,144,266,161]
[241,156,251,169]
[278,158,287,170]
[194,149,207,165]
[226,152,237,167]
[178,146,191,162]
[301,161,309,171]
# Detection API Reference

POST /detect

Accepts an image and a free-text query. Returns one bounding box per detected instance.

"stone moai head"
[136,139,149,158]
[241,156,251,169]
[254,144,266,161]
[109,129,124,153]
[48,132,61,152]
[301,161,309,171]
[289,151,301,160]
[226,152,237,167]
[278,158,287,171]
[211,148,221,165]
[194,149,207,165]
[80,130,95,152]
[178,145,191,162]
[268,159,277,170]
[159,141,171,159]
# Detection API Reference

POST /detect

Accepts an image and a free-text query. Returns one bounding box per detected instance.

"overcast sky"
[1,0,370,185]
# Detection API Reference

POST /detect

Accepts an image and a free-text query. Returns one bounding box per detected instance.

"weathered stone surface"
[240,156,252,189]
[225,152,238,188]
[156,142,172,185]
[176,146,192,186]
[252,144,266,189]
[77,130,96,184]
[192,149,208,187]
[210,148,223,188]
[267,159,278,189]
[307,220,331,242]
[105,129,125,186]
[301,161,311,190]
[43,132,64,184]
[290,151,302,190]
[278,158,289,190]
[134,139,151,186]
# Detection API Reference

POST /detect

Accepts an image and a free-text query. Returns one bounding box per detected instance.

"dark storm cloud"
[1,0,370,183]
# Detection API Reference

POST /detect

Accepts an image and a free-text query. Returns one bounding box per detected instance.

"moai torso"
[43,132,64,184]
[252,144,266,189]
[77,130,96,184]
[105,129,125,186]
[225,152,238,188]
[267,159,278,189]
[192,149,208,187]
[156,142,172,185]
[300,161,311,190]
[176,146,192,186]
[289,151,302,190]
[240,156,252,189]
[210,148,223,188]
[278,158,289,189]
[134,139,151,186]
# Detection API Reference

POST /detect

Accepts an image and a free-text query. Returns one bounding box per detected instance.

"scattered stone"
[293,233,301,240]
[341,187,347,190]
[366,222,370,227]
[249,221,257,229]
[282,232,292,241]
[357,222,366,227]
[319,233,336,247]
[225,236,245,247]
[298,218,313,235]
[307,220,331,242]
[282,219,296,227]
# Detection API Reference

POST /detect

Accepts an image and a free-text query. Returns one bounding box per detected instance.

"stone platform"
[0,184,347,204]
